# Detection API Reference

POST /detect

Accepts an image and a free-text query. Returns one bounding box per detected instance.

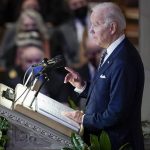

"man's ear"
[109,22,117,35]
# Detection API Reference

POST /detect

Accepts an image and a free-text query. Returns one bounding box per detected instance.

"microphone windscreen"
[46,55,66,69]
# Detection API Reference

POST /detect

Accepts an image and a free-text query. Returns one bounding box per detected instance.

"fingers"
[62,111,84,124]
[65,67,76,74]
[64,67,78,83]
[62,111,74,118]
[64,73,77,83]
[64,73,72,83]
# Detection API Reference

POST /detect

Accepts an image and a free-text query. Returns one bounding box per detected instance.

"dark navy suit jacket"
[81,38,145,150]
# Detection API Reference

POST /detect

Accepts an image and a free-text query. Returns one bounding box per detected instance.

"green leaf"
[68,97,78,109]
[0,117,9,130]
[0,138,6,147]
[99,131,111,150]
[90,134,100,150]
[71,133,88,150]
[119,143,133,150]
[71,133,82,150]
[1,135,9,141]
[84,145,91,150]
[0,146,4,150]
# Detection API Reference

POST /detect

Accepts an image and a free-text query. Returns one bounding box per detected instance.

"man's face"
[89,10,111,48]
[19,46,44,71]
[22,16,37,31]
[68,0,87,10]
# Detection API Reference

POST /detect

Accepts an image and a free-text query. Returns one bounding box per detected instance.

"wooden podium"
[0,83,80,150]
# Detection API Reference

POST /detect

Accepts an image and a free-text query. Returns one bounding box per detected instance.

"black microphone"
[32,55,65,68]
[32,55,65,77]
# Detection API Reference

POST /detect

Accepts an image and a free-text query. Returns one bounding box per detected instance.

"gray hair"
[16,9,49,39]
[93,2,126,31]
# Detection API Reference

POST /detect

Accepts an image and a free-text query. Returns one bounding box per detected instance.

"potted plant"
[0,117,9,150]
[61,131,132,150]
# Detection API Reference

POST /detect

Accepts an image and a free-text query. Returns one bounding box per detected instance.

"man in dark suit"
[57,0,89,65]
[63,2,145,150]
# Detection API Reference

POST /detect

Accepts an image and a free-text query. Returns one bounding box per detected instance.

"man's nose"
[89,26,95,35]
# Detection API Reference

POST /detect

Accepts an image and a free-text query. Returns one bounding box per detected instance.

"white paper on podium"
[37,93,80,132]
[15,84,80,132]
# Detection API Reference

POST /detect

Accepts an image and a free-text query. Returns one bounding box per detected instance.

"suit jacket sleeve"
[83,61,137,129]
[79,81,90,98]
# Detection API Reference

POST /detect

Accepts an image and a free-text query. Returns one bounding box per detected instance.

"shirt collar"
[106,34,125,56]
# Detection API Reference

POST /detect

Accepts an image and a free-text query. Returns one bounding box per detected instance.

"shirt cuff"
[81,114,85,123]
[79,114,85,136]
[74,82,87,94]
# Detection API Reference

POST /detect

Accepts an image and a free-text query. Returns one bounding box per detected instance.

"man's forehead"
[90,9,104,23]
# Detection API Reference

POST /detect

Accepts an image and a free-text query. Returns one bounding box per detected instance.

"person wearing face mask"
[70,0,88,26]
[50,0,93,108]
[0,8,50,69]
[52,0,89,68]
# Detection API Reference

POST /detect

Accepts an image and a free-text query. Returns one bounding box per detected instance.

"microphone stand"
[28,56,64,109]
[29,73,49,109]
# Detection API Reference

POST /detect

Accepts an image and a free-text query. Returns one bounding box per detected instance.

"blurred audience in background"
[0,0,98,107]
[51,0,95,82]
[0,9,50,68]
[0,42,74,104]
[0,0,71,26]
[0,44,44,89]
[60,0,90,67]
[49,0,97,107]
[21,0,40,11]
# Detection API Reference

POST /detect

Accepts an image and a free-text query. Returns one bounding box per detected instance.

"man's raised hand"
[64,67,85,89]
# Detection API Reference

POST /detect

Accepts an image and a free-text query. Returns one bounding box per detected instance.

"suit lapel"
[86,38,127,106]
[86,60,113,105]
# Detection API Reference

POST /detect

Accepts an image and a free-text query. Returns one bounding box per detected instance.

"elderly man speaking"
[63,2,145,150]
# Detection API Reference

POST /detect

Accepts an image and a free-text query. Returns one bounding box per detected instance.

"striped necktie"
[99,50,107,69]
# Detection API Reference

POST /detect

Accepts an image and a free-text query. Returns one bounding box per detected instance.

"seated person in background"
[0,9,50,68]
[50,0,96,95]
[0,41,78,105]
[21,0,40,11]
[53,0,90,67]
[0,44,44,89]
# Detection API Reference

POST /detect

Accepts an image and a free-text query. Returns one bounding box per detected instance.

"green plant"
[89,131,111,150]
[62,133,89,150]
[119,143,132,150]
[0,117,9,150]
[61,131,133,150]
[68,97,78,110]
[0,117,9,131]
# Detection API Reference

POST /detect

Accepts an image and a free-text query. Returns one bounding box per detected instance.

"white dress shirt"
[102,34,125,65]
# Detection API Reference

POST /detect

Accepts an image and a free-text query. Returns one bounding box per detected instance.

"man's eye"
[93,23,99,27]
